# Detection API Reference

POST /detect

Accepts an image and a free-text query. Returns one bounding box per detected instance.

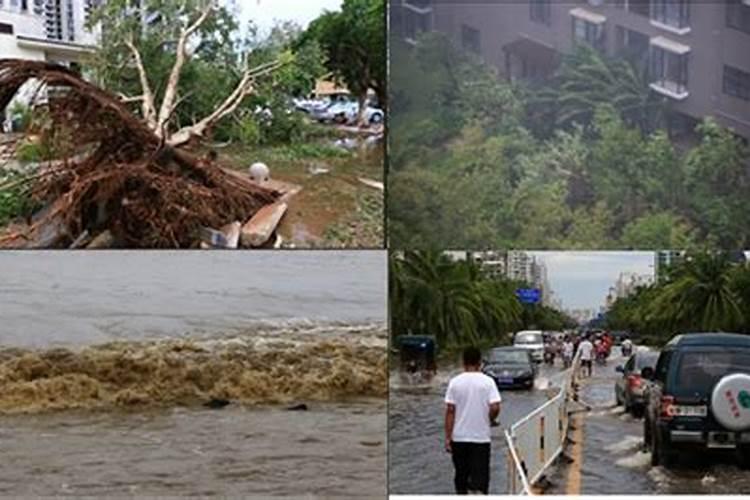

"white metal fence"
[505,353,582,494]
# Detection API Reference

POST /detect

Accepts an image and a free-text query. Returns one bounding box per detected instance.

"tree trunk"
[357,91,367,128]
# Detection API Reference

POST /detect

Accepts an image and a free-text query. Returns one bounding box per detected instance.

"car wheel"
[738,447,750,470]
[370,113,383,124]
[653,430,676,467]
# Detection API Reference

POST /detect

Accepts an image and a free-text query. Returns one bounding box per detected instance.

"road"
[546,350,750,495]
[389,350,750,495]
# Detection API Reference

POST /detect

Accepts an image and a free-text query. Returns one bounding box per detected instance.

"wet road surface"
[389,363,563,494]
[547,349,750,495]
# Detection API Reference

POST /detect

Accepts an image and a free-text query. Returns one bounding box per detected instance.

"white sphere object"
[249,162,270,183]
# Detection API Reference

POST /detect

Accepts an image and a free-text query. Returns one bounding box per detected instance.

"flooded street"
[547,350,750,495]
[0,251,387,496]
[388,363,559,494]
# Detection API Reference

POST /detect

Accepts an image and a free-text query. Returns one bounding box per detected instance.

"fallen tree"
[0,59,280,248]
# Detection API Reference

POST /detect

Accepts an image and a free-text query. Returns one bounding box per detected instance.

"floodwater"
[388,362,559,495]
[546,349,750,495]
[0,251,387,497]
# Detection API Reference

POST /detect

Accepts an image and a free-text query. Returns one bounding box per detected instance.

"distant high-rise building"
[0,0,100,63]
[655,250,684,282]
[467,250,507,281]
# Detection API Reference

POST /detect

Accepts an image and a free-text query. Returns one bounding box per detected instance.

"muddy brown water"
[0,251,387,496]
[546,349,750,495]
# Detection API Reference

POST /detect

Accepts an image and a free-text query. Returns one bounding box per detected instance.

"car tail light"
[660,395,675,420]
[627,375,642,389]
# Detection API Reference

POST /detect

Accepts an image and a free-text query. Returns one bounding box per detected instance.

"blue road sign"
[516,288,541,304]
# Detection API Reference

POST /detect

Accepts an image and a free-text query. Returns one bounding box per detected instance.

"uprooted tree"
[0,60,279,248]
[87,0,291,147]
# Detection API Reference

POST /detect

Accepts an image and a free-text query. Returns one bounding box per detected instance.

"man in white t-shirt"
[578,335,594,377]
[444,346,502,494]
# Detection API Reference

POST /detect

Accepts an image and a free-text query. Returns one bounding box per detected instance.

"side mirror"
[615,365,624,373]
[641,367,655,380]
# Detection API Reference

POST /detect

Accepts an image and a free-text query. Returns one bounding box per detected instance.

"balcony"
[403,0,431,14]
[649,36,690,100]
[16,35,95,60]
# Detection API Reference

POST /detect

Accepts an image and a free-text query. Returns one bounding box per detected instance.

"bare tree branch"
[117,93,145,103]
[124,34,157,130]
[166,60,285,147]
[156,1,214,132]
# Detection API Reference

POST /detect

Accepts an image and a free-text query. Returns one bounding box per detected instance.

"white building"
[0,0,99,64]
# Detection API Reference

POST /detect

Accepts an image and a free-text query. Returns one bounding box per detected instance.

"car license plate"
[499,377,514,385]
[674,405,707,417]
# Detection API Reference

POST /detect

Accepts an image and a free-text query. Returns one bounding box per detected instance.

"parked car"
[643,333,750,467]
[482,347,537,390]
[513,330,545,363]
[615,350,659,417]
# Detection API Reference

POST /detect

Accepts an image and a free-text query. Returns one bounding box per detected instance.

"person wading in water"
[444,346,501,494]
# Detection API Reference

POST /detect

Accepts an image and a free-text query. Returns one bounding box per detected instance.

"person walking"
[578,335,594,377]
[444,346,502,495]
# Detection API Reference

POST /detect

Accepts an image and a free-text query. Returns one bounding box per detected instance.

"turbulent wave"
[0,325,387,413]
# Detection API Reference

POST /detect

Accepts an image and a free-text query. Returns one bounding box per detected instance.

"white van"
[513,330,545,363]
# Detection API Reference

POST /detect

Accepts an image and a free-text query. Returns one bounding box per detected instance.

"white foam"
[647,465,671,486]
[619,412,635,422]
[616,451,651,468]
[701,474,717,486]
[535,377,550,390]
[605,435,643,453]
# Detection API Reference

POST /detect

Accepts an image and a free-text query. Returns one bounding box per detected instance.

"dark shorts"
[581,359,592,368]
[451,441,490,494]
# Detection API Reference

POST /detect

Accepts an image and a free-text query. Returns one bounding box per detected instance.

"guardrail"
[505,352,582,494]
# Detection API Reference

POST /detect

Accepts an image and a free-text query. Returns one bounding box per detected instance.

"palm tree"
[648,252,745,332]
[390,251,525,349]
[531,44,666,135]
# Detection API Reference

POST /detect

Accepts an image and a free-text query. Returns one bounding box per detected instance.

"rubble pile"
[0,59,281,248]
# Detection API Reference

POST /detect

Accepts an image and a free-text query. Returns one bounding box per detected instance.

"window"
[404,9,431,41]
[654,351,672,384]
[615,25,649,70]
[727,0,750,34]
[530,0,551,25]
[461,24,481,55]
[0,23,13,35]
[724,65,750,101]
[572,17,605,51]
[651,0,690,30]
[650,45,689,97]
[624,0,651,17]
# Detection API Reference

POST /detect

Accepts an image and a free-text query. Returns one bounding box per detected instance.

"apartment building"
[0,0,100,64]
[391,0,750,139]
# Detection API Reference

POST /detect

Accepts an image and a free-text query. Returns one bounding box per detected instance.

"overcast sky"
[237,0,344,34]
[529,252,655,311]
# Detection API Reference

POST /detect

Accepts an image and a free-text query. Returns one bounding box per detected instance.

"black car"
[643,333,750,467]
[482,347,537,389]
[615,350,659,417]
